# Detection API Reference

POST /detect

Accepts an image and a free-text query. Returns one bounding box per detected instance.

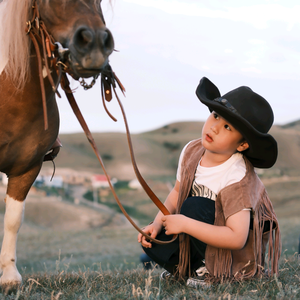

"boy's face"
[202,111,249,156]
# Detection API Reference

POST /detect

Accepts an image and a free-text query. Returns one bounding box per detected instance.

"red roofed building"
[91,174,117,188]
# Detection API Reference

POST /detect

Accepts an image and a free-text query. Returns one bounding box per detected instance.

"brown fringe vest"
[175,139,281,281]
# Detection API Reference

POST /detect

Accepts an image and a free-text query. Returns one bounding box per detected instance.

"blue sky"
[57,0,300,133]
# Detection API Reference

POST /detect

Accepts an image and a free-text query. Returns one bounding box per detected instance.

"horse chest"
[0,88,59,175]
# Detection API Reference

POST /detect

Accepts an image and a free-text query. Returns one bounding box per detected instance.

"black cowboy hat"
[196,77,278,168]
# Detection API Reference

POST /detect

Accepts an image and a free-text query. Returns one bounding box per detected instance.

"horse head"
[37,0,114,79]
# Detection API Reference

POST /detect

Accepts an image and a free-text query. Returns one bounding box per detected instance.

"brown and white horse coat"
[0,0,114,288]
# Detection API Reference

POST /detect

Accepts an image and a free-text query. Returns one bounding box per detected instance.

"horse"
[0,0,114,289]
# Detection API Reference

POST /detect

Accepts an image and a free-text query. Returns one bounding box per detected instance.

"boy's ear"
[237,142,249,152]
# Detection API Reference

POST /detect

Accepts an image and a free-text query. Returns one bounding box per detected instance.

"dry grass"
[0,255,299,299]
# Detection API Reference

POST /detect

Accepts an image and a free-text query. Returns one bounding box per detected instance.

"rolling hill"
[49,120,300,180]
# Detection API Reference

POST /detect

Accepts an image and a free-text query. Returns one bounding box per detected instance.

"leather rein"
[25,2,177,245]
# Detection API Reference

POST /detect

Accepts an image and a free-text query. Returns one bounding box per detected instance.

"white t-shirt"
[176,142,246,200]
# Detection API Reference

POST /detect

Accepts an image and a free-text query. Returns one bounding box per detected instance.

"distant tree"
[163,141,180,152]
[102,153,114,160]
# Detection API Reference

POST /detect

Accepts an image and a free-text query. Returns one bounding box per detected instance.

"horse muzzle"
[67,26,114,79]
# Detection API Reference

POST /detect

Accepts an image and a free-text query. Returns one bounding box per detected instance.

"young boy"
[138,77,281,285]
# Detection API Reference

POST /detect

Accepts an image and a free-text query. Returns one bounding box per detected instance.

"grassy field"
[1,256,299,299]
[0,174,299,298]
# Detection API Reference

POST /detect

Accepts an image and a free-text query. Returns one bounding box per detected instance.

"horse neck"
[0,57,59,123]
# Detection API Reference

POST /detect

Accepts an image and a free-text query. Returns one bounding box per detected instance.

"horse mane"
[0,0,32,89]
[0,0,107,90]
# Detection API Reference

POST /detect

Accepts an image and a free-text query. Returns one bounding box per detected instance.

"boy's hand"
[161,214,186,235]
[137,222,162,248]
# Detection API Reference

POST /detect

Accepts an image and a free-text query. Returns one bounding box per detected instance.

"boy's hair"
[239,136,247,144]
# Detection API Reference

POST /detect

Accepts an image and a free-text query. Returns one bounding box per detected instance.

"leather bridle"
[26,1,177,244]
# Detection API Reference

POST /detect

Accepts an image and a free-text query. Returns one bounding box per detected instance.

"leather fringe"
[207,190,281,283]
[176,233,190,280]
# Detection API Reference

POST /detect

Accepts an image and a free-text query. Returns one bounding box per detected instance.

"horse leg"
[0,165,41,288]
[0,195,24,288]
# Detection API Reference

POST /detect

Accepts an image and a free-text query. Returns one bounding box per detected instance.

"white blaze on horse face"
[0,195,24,285]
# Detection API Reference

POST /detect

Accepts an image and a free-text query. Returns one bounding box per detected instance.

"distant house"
[91,174,117,189]
[44,176,64,188]
[39,168,94,186]
[34,175,45,188]
[128,179,142,190]
[35,175,63,188]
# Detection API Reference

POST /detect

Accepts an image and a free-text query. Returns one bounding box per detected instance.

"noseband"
[25,1,177,245]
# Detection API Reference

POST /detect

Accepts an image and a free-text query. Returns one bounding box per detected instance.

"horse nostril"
[73,28,94,52]
[81,30,93,44]
[99,30,108,44]
[99,29,114,55]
